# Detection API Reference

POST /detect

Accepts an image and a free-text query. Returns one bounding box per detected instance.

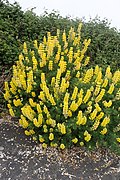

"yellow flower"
[71,86,78,100]
[33,118,41,127]
[105,66,112,79]
[84,134,91,142]
[9,108,15,117]
[100,128,107,135]
[70,101,78,111]
[49,133,54,141]
[112,70,120,84]
[94,103,101,112]
[103,100,112,108]
[29,129,35,134]
[60,143,65,149]
[42,143,47,149]
[91,120,100,130]
[101,117,110,127]
[29,98,36,107]
[68,110,72,117]
[80,142,84,146]
[116,138,120,143]
[61,123,66,134]
[95,89,105,103]
[102,78,108,87]
[72,138,78,144]
[31,92,36,97]
[83,89,91,103]
[25,130,31,136]
[96,112,104,121]
[90,109,98,120]
[108,84,114,94]
[76,71,80,78]
[48,60,53,70]
[83,68,93,83]
[39,136,45,142]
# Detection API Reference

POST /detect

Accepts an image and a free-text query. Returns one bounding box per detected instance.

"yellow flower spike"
[100,128,107,135]
[33,118,41,128]
[61,123,66,134]
[51,77,56,86]
[116,138,120,143]
[68,110,72,117]
[83,89,91,103]
[36,104,42,113]
[105,66,112,79]
[4,81,9,91]
[29,129,35,134]
[29,98,36,107]
[7,104,12,109]
[23,42,28,54]
[25,130,31,136]
[84,57,90,66]
[95,70,103,84]
[70,101,78,112]
[95,89,105,103]
[41,73,46,83]
[83,68,93,83]
[39,136,45,143]
[108,84,114,94]
[49,128,53,132]
[13,99,23,107]
[4,91,11,101]
[91,120,100,130]
[81,116,87,125]
[49,133,54,141]
[76,111,83,125]
[76,71,80,78]
[38,91,46,102]
[84,134,91,142]
[90,109,98,120]
[60,143,65,150]
[21,118,29,128]
[96,112,104,121]
[65,70,71,80]
[42,143,47,149]
[48,60,53,71]
[101,117,110,127]
[62,30,66,42]
[9,108,15,117]
[31,92,36,97]
[38,114,43,125]
[94,85,101,96]
[80,142,84,146]
[102,78,108,87]
[78,89,84,99]
[72,138,78,144]
[94,103,101,112]
[94,65,100,75]
[77,98,82,107]
[71,86,78,101]
[103,100,112,108]
[84,130,89,136]
[112,70,120,84]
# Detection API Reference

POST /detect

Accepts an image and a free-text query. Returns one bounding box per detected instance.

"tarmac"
[0,120,120,180]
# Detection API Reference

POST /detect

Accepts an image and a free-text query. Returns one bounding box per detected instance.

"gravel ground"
[0,118,120,180]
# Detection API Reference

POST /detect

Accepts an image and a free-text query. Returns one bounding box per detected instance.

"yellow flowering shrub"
[4,24,120,150]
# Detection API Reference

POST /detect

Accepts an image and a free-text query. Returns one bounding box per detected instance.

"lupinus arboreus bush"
[4,24,120,150]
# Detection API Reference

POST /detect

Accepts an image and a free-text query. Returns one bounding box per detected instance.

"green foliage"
[4,25,120,151]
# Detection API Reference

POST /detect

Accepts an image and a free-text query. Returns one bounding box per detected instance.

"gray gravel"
[0,120,120,180]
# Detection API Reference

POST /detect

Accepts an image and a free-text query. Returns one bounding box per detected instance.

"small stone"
[0,146,4,151]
